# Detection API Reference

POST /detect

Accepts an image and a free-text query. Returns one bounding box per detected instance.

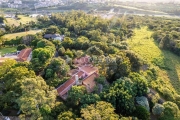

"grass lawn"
[127,27,180,94]
[0,47,17,55]
[3,30,41,40]
[4,15,37,26]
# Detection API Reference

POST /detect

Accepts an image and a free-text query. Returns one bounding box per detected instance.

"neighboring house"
[0,48,32,64]
[44,34,64,41]
[8,3,19,8]
[4,14,15,18]
[14,0,22,4]
[16,48,32,62]
[57,56,99,100]
[29,14,43,18]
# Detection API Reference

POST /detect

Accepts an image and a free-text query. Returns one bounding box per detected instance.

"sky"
[124,0,179,3]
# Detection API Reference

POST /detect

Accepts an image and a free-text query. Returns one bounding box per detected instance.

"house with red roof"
[0,48,32,65]
[16,48,32,62]
[73,55,91,67]
[57,62,99,100]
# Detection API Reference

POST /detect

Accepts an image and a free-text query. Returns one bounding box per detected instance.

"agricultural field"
[127,27,180,94]
[3,30,41,40]
[0,47,17,55]
[4,15,37,26]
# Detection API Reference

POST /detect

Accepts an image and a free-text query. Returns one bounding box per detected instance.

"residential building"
[1,48,32,63]
[44,34,64,41]
[14,0,22,4]
[57,56,98,100]
[16,48,32,62]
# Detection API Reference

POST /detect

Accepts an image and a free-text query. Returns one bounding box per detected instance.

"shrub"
[163,101,179,117]
[17,44,27,51]
[152,103,164,116]
[134,106,150,120]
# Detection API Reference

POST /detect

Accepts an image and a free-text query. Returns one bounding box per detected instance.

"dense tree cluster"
[1,11,180,120]
[148,18,180,56]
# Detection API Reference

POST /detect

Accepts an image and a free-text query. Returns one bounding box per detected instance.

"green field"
[4,15,37,26]
[3,30,41,40]
[0,47,17,55]
[127,27,180,94]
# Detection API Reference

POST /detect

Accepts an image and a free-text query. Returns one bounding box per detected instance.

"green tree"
[45,25,60,34]
[163,101,179,117]
[0,59,16,78]
[129,73,148,96]
[152,103,164,116]
[32,48,52,63]
[51,102,67,119]
[17,44,27,51]
[65,49,74,58]
[37,39,55,48]
[87,46,103,56]
[81,101,119,120]
[1,66,36,109]
[134,106,150,120]
[58,46,66,56]
[67,86,86,106]
[80,94,101,107]
[107,53,131,81]
[57,111,76,120]
[44,57,70,79]
[125,50,143,72]
[101,77,136,115]
[16,77,57,119]
[61,37,74,49]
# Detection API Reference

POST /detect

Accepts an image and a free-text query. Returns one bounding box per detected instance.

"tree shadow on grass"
[152,40,180,94]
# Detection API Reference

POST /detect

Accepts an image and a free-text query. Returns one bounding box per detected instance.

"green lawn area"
[127,27,180,94]
[4,15,37,26]
[0,47,17,55]
[3,30,41,40]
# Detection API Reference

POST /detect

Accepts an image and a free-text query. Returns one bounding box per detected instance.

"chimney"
[75,75,79,85]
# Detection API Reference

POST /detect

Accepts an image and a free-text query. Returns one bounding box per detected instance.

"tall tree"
[44,57,70,79]
[101,77,136,115]
[81,101,119,120]
[129,72,148,96]
[67,86,86,106]
[16,77,57,119]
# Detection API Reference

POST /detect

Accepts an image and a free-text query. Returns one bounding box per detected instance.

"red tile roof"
[79,65,98,75]
[57,78,75,96]
[73,56,90,65]
[17,48,32,61]
[57,71,85,97]
[83,73,98,93]
[68,69,78,76]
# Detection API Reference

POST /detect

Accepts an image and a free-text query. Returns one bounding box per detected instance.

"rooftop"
[16,48,32,61]
[57,71,85,97]
[73,55,91,65]
[83,73,98,93]
[79,65,98,75]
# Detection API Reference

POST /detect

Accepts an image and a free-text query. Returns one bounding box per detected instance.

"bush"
[58,47,65,56]
[17,44,27,51]
[159,101,179,120]
[152,103,164,116]
[163,101,179,117]
[87,46,103,56]
[162,88,174,101]
[134,106,150,120]
[65,49,74,58]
